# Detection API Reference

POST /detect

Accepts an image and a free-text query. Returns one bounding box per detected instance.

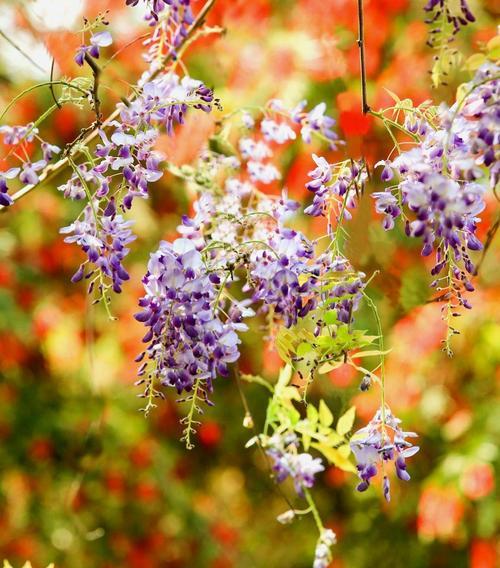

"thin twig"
[475,212,500,276]
[49,58,62,109]
[356,0,370,114]
[234,367,296,512]
[0,0,217,212]
[0,29,46,74]
[84,53,102,123]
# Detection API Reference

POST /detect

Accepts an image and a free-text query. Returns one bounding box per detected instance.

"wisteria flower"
[75,30,113,66]
[265,433,324,497]
[261,119,296,144]
[350,406,419,501]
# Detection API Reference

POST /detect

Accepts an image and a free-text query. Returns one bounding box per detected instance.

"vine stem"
[356,0,370,114]
[0,29,46,73]
[304,488,324,535]
[362,292,386,423]
[0,0,217,212]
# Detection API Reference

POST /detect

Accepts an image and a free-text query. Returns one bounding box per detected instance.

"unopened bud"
[277,510,296,524]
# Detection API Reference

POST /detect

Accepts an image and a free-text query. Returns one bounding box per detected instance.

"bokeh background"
[0,0,498,566]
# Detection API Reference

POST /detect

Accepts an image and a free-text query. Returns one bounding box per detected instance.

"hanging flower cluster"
[60,71,217,299]
[350,406,419,501]
[313,529,337,568]
[424,0,475,46]
[304,154,367,223]
[60,204,135,294]
[133,98,369,410]
[372,62,499,320]
[0,123,61,206]
[128,0,195,61]
[135,238,246,400]
[265,433,325,497]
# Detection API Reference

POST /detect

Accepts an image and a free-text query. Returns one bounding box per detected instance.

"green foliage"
[257,364,357,472]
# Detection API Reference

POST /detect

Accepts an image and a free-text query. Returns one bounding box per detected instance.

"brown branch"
[474,212,500,276]
[0,0,217,213]
[356,0,370,115]
[49,58,62,110]
[84,53,102,123]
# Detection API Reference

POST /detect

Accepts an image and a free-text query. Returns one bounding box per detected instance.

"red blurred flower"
[470,539,498,568]
[198,420,222,448]
[417,486,465,542]
[460,462,495,501]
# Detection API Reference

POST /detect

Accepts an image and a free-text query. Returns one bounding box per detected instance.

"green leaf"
[464,53,486,72]
[277,364,293,388]
[487,36,500,60]
[337,444,351,458]
[302,433,311,452]
[325,431,344,446]
[383,87,401,103]
[296,341,313,356]
[307,403,318,425]
[318,360,343,374]
[337,406,356,436]
[318,400,334,427]
[323,311,338,325]
[311,443,356,473]
[208,134,237,156]
[350,349,392,359]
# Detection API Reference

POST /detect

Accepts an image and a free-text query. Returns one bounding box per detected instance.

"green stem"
[304,488,324,535]
[362,292,386,422]
[0,81,87,122]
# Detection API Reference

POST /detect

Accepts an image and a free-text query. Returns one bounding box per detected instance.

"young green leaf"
[337,406,356,436]
[318,400,334,427]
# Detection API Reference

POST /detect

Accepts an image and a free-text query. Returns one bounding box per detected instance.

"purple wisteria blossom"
[246,228,316,328]
[261,119,297,144]
[0,168,20,207]
[267,98,340,149]
[424,0,475,46]
[0,123,38,145]
[291,101,340,148]
[60,203,136,294]
[304,154,366,221]
[350,406,419,501]
[75,30,113,66]
[372,63,498,312]
[266,433,324,497]
[134,239,247,397]
[60,71,217,300]
[127,0,195,62]
[0,124,61,206]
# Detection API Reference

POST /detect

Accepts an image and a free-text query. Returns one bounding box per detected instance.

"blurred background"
[0,0,498,566]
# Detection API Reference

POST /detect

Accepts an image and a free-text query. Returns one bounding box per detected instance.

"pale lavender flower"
[350,406,419,501]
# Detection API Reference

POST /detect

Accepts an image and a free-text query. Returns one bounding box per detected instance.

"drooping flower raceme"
[60,203,136,294]
[127,0,195,60]
[60,71,217,298]
[265,433,325,497]
[424,0,475,45]
[350,406,419,501]
[135,239,247,398]
[304,154,367,225]
[0,124,61,207]
[313,529,337,568]
[372,63,498,314]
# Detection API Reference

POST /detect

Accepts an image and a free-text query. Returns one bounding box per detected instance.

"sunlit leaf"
[318,400,333,427]
[337,406,356,436]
